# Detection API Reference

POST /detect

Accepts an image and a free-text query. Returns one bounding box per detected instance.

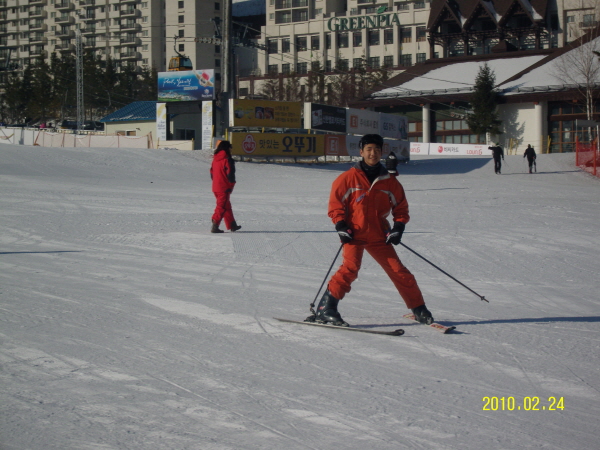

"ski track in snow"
[1,144,599,450]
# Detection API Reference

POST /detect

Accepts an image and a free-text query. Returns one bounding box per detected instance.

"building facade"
[0,0,223,76]
[239,0,598,100]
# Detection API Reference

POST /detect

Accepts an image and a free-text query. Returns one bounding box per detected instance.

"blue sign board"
[157,70,215,102]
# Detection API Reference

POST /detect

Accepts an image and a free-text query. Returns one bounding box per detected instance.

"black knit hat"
[359,134,384,149]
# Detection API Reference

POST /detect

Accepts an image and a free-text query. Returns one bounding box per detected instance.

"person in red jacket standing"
[210,140,241,233]
[309,134,433,326]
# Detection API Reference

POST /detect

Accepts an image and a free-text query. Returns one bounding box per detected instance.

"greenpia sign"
[327,13,401,32]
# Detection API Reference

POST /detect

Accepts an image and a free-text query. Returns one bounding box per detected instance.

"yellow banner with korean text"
[229,99,303,128]
[231,133,325,157]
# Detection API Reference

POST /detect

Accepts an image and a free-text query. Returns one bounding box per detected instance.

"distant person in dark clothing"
[524,144,536,173]
[488,143,504,174]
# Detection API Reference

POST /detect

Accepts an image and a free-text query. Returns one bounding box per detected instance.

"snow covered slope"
[1,145,599,449]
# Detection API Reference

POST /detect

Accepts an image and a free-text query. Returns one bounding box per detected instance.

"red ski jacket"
[328,162,410,244]
[211,150,236,193]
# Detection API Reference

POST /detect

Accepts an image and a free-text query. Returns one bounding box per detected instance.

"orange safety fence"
[575,137,599,178]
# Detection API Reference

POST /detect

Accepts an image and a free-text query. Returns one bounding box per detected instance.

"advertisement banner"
[230,133,325,157]
[305,103,347,133]
[383,139,410,159]
[431,143,491,156]
[346,108,380,135]
[230,99,302,128]
[157,70,215,102]
[201,101,213,150]
[325,135,409,159]
[380,113,408,140]
[410,142,429,155]
[156,103,167,140]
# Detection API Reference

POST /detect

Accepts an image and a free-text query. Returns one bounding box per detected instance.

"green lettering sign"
[327,13,400,31]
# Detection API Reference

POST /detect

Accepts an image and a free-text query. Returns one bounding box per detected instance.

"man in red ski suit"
[210,140,241,233]
[312,134,433,326]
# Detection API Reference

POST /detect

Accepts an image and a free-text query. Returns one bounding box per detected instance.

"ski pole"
[309,243,344,315]
[400,243,489,302]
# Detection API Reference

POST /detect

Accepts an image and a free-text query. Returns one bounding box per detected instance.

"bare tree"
[554,8,600,121]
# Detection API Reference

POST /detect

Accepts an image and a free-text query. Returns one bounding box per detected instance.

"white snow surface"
[1,144,599,450]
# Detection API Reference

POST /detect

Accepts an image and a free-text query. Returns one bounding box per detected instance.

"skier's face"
[360,144,382,166]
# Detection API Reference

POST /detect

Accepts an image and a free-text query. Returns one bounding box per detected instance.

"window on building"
[384,55,394,67]
[338,32,349,48]
[397,3,409,11]
[282,63,290,74]
[178,15,184,23]
[215,2,220,10]
[417,26,426,42]
[282,38,290,52]
[583,14,597,27]
[325,33,331,49]
[292,9,308,22]
[296,36,307,51]
[384,29,393,45]
[337,59,349,71]
[297,62,308,74]
[178,29,184,37]
[325,60,332,72]
[215,45,220,53]
[215,58,220,67]
[368,56,380,68]
[268,39,278,54]
[311,61,321,72]
[353,31,362,47]
[179,44,184,52]
[269,13,274,20]
[311,35,319,50]
[401,28,412,43]
[416,53,426,63]
[368,30,380,46]
[414,1,425,9]
[239,87,249,97]
[353,58,362,69]
[400,54,412,66]
[178,1,184,8]
[268,64,278,75]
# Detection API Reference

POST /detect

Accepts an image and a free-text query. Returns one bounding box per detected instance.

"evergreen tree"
[466,63,502,139]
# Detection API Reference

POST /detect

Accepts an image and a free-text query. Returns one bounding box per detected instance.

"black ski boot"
[314,290,348,326]
[412,304,434,325]
[230,221,242,232]
[211,220,224,233]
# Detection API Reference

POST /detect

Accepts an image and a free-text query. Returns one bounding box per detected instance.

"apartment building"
[0,0,223,77]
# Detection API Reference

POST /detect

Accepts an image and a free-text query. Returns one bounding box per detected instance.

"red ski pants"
[212,192,236,230]
[328,241,425,309]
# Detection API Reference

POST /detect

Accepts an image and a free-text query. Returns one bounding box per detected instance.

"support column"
[422,103,431,143]
[534,101,544,152]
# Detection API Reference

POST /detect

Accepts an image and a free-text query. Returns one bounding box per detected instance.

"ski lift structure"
[167,36,193,71]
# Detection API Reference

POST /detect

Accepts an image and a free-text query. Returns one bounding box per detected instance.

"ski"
[274,318,405,336]
[402,313,456,334]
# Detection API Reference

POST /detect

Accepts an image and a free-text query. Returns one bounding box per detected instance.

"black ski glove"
[385,151,398,175]
[386,222,405,245]
[335,220,353,244]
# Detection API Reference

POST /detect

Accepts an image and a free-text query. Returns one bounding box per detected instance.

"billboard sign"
[305,103,347,133]
[230,99,302,128]
[231,132,325,156]
[346,108,380,136]
[380,113,408,140]
[157,70,215,102]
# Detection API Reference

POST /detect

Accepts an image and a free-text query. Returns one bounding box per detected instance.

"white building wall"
[497,102,542,152]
